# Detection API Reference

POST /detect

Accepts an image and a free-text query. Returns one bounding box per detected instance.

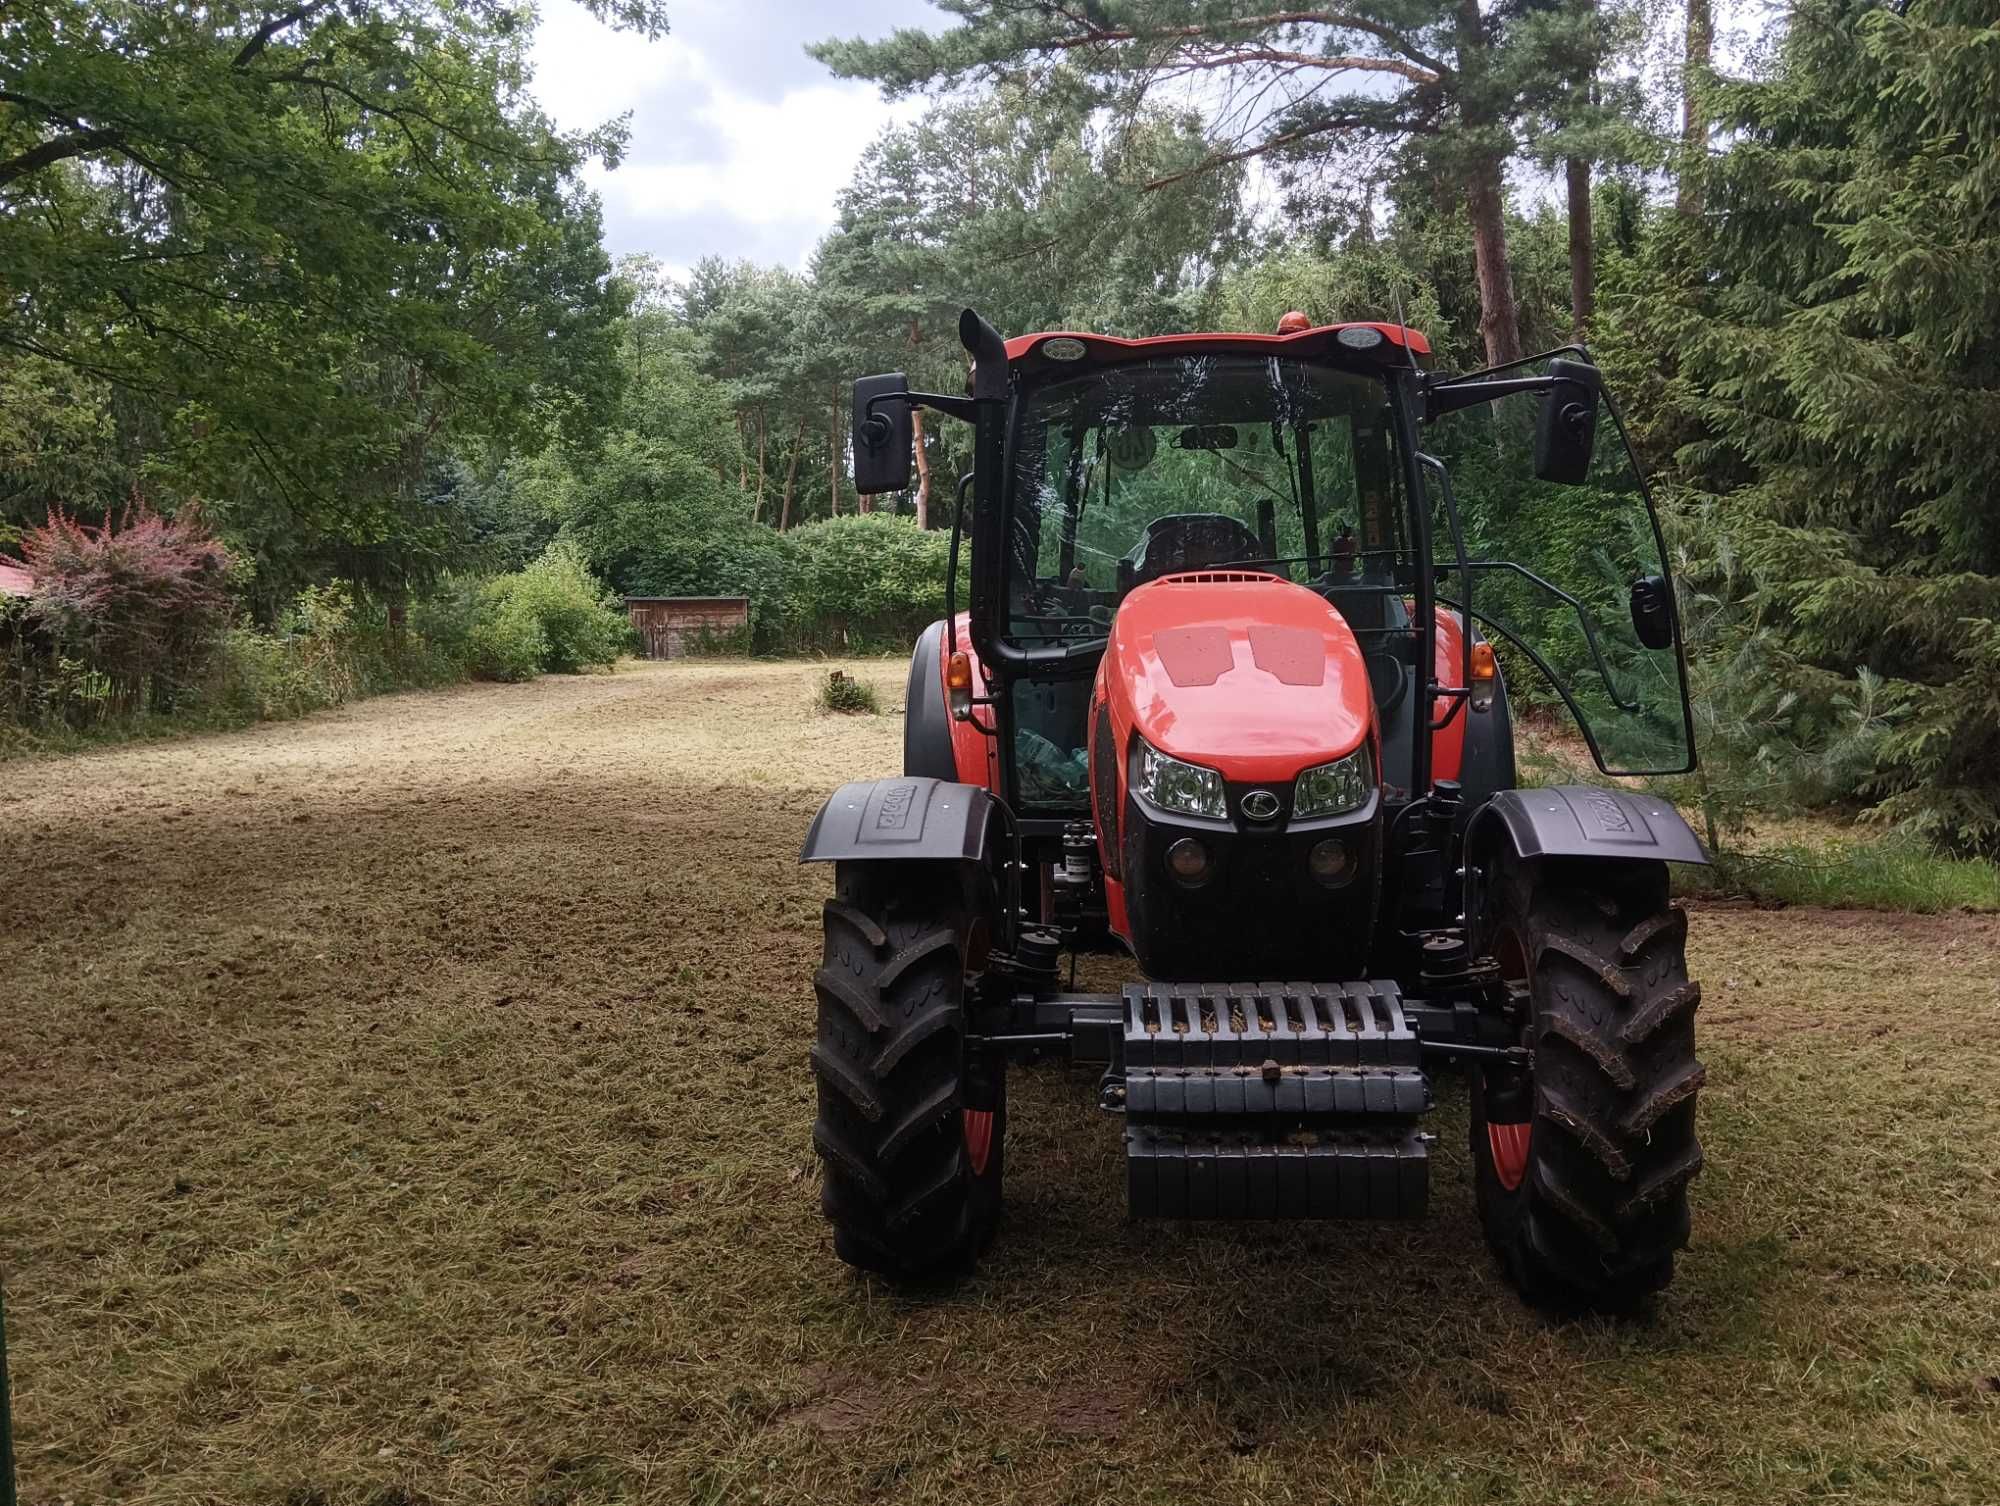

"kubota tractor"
[801,309,1707,1309]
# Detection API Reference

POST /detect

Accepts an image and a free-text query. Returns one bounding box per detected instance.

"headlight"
[1133,738,1227,819]
[1293,745,1374,819]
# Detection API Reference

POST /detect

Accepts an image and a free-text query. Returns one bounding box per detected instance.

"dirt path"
[5,660,1998,1506]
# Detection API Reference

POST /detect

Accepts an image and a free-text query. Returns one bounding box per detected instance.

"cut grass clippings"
[4,658,1999,1506]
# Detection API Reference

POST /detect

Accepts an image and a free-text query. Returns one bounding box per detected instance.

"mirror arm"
[1423,374,1559,420]
[861,390,984,437]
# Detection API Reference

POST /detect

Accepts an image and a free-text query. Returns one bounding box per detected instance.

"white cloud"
[592,83,921,233]
[528,1,679,127]
[529,0,928,268]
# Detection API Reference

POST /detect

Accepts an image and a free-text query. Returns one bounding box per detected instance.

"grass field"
[5,658,1999,1506]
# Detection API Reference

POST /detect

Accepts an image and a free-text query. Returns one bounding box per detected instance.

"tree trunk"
[1564,0,1599,341]
[752,409,767,521]
[1465,152,1523,367]
[1456,0,1523,368]
[911,406,931,529]
[829,382,842,518]
[780,420,804,530]
[737,413,748,491]
[1678,0,1713,217]
[1566,155,1594,340]
[907,314,929,528]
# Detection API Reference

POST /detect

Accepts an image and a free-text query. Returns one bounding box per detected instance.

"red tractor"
[802,310,1707,1309]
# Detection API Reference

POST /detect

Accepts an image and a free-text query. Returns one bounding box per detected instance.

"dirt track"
[5,660,1999,1506]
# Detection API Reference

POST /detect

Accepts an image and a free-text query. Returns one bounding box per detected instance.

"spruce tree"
[1612,0,2000,851]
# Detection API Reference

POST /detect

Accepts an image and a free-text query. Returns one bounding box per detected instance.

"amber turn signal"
[946,650,974,720]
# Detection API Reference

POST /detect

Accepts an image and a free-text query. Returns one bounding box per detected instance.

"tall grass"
[1685,832,2000,913]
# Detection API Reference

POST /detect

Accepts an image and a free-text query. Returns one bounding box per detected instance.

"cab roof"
[1003,323,1432,372]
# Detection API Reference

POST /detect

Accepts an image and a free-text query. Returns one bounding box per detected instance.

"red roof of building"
[0,559,33,598]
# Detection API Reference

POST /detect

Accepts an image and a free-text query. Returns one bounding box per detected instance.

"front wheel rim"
[1485,922,1533,1193]
[1487,1119,1530,1192]
[963,1109,995,1176]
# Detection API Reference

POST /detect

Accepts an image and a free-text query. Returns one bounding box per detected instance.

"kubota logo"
[1241,789,1282,822]
[1581,790,1633,835]
[876,783,918,830]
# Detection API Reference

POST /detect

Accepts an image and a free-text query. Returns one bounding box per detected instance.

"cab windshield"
[1005,356,1408,650]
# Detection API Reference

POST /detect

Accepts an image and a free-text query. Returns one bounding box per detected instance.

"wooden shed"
[624,595,750,659]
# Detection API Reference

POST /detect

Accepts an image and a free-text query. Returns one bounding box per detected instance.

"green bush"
[621,513,950,655]
[406,577,482,670]
[205,583,468,718]
[467,593,547,682]
[787,513,953,653]
[461,542,629,680]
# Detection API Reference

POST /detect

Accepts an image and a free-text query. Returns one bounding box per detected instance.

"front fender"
[1468,786,1710,866]
[799,777,998,865]
[903,620,957,781]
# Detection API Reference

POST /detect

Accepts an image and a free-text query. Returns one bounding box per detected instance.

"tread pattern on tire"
[811,864,997,1279]
[1477,856,1704,1310]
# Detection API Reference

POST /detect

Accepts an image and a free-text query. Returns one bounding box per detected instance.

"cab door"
[1422,354,1697,777]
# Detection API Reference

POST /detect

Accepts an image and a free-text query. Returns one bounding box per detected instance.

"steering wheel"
[1130,513,1268,586]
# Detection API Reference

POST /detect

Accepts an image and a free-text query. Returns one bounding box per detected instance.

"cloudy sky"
[528,0,940,277]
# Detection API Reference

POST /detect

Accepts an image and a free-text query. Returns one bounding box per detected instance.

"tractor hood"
[1103,573,1373,786]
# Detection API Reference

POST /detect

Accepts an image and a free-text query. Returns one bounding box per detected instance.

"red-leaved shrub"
[18,502,234,710]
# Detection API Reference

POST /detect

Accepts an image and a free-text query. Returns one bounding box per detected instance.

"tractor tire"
[810,860,1004,1281]
[1470,853,1703,1311]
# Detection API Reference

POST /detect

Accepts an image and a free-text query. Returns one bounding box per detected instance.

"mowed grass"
[4,658,1999,1506]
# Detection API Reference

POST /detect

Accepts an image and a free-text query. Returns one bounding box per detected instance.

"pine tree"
[810,2,1638,367]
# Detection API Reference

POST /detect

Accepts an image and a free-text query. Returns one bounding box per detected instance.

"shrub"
[783,514,952,653]
[14,503,233,715]
[458,543,629,680]
[467,593,548,682]
[817,669,880,715]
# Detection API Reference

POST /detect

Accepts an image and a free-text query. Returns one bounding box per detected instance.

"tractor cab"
[802,309,1709,1312]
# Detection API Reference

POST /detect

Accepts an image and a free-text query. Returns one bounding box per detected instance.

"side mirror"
[1629,574,1675,650]
[852,372,912,495]
[1533,358,1600,484]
